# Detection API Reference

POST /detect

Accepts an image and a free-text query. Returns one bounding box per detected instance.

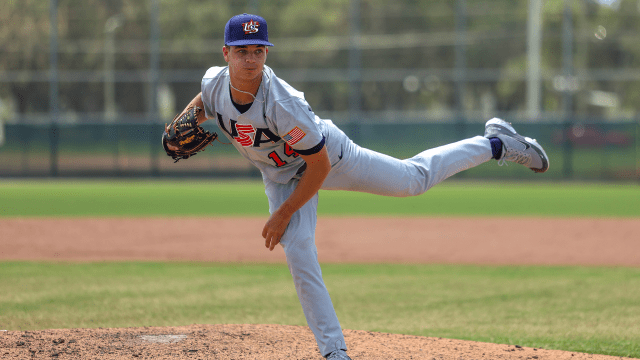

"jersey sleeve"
[201,67,224,119]
[274,97,324,155]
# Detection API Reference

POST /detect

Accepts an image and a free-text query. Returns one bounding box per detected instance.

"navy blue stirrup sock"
[489,137,503,159]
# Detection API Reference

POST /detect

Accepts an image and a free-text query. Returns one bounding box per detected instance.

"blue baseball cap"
[224,13,274,47]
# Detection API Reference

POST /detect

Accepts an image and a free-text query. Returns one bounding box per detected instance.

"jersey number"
[268,143,299,167]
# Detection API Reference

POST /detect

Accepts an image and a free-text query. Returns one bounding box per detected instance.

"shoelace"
[498,148,531,167]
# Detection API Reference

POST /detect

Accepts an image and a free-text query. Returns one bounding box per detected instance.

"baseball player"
[172,13,549,360]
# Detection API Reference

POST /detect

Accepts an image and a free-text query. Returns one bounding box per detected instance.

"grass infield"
[0,262,638,358]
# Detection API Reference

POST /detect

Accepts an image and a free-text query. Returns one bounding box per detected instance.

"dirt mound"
[0,324,633,359]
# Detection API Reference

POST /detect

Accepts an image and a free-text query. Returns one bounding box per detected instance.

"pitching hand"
[262,210,292,251]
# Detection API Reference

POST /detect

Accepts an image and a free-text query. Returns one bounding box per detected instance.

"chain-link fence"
[1,119,637,180]
[1,0,639,180]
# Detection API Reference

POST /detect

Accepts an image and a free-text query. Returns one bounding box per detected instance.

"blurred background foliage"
[1,0,640,122]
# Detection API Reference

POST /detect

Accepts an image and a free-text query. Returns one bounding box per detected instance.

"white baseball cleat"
[484,118,550,173]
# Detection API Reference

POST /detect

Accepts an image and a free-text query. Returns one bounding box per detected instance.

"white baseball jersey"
[200,63,494,358]
[201,65,327,184]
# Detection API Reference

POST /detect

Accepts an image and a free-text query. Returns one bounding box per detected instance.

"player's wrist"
[276,203,296,218]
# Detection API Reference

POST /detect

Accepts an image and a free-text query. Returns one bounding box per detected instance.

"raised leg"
[322,135,493,196]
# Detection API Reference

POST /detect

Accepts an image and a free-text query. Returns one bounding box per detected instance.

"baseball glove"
[162,107,218,162]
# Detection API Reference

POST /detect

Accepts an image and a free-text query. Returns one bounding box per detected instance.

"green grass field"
[1,179,639,217]
[1,180,639,358]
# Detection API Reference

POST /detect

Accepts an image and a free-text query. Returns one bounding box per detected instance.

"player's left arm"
[262,145,331,251]
[181,92,208,125]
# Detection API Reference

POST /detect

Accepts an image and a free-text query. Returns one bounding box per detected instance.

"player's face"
[223,45,268,82]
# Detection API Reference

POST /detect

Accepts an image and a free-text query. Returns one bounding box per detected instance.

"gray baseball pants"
[263,122,492,357]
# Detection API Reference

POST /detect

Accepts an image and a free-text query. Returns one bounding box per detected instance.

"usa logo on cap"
[243,19,260,34]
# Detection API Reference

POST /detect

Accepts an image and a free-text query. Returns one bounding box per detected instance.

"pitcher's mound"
[0,324,632,359]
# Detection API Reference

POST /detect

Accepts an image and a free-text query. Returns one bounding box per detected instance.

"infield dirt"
[1,216,638,359]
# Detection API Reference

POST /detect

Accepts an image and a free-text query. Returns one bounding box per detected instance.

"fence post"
[562,120,573,179]
[454,0,467,177]
[455,0,467,127]
[348,0,362,144]
[49,0,59,177]
[149,0,161,177]
[49,124,59,177]
[637,119,640,182]
[561,1,574,179]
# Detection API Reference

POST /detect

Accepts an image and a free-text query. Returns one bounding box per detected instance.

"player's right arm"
[262,145,331,251]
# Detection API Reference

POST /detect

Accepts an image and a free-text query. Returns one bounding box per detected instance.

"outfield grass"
[0,262,638,358]
[0,179,639,217]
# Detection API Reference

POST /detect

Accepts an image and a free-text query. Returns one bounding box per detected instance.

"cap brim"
[225,39,274,46]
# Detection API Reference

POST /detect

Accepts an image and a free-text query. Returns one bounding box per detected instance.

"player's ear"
[222,45,230,62]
